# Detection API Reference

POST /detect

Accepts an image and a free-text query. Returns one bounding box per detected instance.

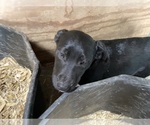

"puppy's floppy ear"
[54,29,68,43]
[95,41,109,62]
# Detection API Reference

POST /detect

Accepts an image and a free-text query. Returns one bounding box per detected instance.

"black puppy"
[52,29,150,92]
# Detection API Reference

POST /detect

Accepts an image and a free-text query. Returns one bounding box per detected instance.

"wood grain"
[1,4,150,63]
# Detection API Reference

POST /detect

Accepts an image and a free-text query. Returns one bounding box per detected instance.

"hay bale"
[0,57,32,119]
[80,110,129,119]
[80,110,131,125]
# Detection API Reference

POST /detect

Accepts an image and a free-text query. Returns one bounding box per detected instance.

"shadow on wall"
[30,41,55,64]
[29,41,62,118]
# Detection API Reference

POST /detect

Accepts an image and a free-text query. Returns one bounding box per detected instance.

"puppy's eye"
[79,60,85,65]
[59,48,69,61]
[64,49,68,55]
[60,53,65,59]
[78,55,86,66]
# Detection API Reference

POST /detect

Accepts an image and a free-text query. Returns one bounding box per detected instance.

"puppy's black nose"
[57,81,64,88]
[57,74,67,82]
[56,74,77,92]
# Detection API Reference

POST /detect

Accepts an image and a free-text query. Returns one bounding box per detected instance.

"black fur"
[52,29,150,92]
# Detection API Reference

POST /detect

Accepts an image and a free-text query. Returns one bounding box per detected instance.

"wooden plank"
[1,0,150,7]
[1,3,150,63]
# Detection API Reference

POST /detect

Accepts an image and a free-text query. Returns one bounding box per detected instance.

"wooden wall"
[1,0,150,63]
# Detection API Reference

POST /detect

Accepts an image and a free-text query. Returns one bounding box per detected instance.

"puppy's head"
[52,29,109,92]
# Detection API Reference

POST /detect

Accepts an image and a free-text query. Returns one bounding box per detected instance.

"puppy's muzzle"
[55,74,78,92]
